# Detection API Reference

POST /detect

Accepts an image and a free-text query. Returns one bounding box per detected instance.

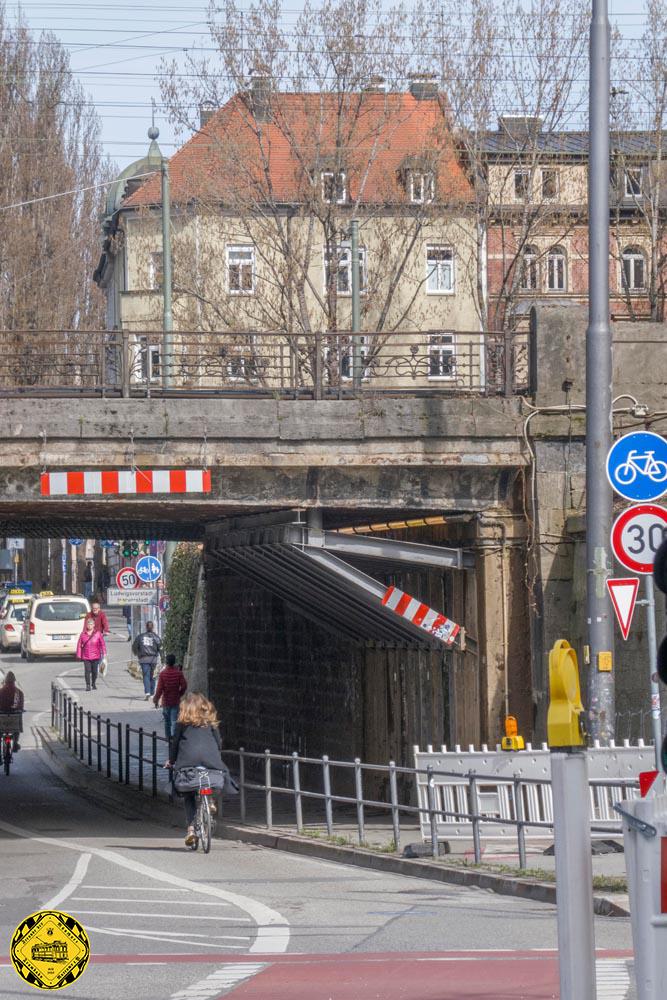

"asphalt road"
[0,632,634,999]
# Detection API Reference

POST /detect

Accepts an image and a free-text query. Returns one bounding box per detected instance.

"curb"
[36,725,629,917]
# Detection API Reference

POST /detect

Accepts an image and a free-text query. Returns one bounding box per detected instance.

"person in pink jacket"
[76,618,107,692]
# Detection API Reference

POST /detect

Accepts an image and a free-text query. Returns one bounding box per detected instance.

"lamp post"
[350,218,362,387]
[586,0,615,743]
[146,126,173,388]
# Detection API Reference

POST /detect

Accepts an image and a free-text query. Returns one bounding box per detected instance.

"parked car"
[0,602,28,651]
[21,594,90,661]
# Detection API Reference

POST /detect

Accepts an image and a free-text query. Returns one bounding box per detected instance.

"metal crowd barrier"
[51,682,640,865]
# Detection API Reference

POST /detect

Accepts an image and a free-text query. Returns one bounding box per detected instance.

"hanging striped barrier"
[40,469,211,497]
[381,585,460,645]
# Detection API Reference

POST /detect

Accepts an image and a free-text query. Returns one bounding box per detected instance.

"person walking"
[166,692,225,847]
[0,671,24,750]
[122,605,132,641]
[83,561,93,599]
[153,654,187,742]
[132,620,162,700]
[76,618,107,692]
[85,599,109,635]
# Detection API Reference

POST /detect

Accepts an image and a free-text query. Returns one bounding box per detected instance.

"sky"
[10,0,655,177]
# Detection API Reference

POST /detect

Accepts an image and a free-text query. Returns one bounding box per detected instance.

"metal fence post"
[97,715,101,772]
[314,330,322,401]
[322,755,334,836]
[292,752,303,833]
[514,775,527,870]
[264,750,273,829]
[138,728,144,791]
[106,718,111,777]
[426,766,439,858]
[389,760,400,851]
[354,758,365,845]
[87,711,92,767]
[469,772,482,863]
[79,705,84,759]
[66,697,72,748]
[117,722,123,782]
[121,330,130,398]
[125,724,130,784]
[239,748,246,823]
[51,685,56,728]
[151,731,157,797]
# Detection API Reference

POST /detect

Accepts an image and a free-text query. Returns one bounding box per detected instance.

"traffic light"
[122,540,131,558]
[547,639,586,749]
[654,539,667,769]
[131,541,139,558]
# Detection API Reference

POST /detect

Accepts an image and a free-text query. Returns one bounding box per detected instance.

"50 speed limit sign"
[611,503,667,574]
[116,567,139,590]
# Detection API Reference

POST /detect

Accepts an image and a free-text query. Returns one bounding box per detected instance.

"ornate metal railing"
[0,328,531,398]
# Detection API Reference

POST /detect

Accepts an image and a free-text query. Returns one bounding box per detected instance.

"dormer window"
[409,171,434,204]
[321,170,346,204]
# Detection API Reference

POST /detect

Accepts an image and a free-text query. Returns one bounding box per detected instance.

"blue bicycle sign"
[135,555,162,584]
[607,431,667,502]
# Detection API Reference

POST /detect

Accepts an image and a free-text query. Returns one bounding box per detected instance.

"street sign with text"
[611,504,667,575]
[107,588,158,607]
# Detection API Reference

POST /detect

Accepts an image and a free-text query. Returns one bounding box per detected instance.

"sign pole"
[645,574,662,769]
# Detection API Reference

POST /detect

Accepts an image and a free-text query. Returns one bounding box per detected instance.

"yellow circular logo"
[11,910,90,991]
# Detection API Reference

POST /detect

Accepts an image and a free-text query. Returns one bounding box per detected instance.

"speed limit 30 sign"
[611,503,667,574]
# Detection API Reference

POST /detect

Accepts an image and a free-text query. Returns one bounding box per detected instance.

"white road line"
[71,910,250,922]
[596,958,633,999]
[169,963,267,1000]
[83,925,248,950]
[71,897,233,906]
[41,852,91,910]
[0,818,290,954]
[82,885,192,891]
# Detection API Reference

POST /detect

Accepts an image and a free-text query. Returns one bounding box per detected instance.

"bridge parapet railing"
[0,328,531,398]
[51,683,640,866]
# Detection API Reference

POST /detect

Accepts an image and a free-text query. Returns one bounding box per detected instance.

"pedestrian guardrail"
[50,682,640,865]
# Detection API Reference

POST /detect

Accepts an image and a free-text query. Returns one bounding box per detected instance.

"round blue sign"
[606,431,667,502]
[135,554,162,583]
[68,538,84,547]
[100,539,116,549]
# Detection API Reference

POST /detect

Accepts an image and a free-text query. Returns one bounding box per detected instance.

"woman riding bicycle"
[0,671,24,751]
[167,692,225,847]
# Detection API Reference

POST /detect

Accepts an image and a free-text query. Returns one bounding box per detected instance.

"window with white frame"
[220,336,258,382]
[323,245,367,296]
[622,246,646,291]
[227,245,255,294]
[148,251,163,290]
[428,334,456,379]
[541,168,559,200]
[514,170,530,199]
[138,337,161,381]
[624,168,643,199]
[547,246,567,291]
[409,170,434,204]
[520,246,539,290]
[426,245,454,294]
[321,170,347,204]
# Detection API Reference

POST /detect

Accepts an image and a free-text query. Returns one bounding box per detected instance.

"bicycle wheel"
[200,796,212,854]
[3,744,11,776]
[648,460,667,483]
[615,461,636,485]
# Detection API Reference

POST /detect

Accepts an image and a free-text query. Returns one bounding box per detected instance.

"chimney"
[199,102,216,129]
[363,75,386,94]
[250,68,271,123]
[408,72,438,101]
[498,115,543,140]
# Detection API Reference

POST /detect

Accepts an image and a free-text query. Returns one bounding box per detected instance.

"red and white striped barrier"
[382,585,460,645]
[40,469,211,497]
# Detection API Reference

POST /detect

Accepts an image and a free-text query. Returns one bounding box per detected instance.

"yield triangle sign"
[606,577,640,640]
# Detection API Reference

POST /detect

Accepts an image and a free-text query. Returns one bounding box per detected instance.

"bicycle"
[187,767,215,854]
[615,449,667,485]
[0,712,21,776]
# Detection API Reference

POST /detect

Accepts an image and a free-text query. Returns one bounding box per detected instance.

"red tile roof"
[123,90,473,209]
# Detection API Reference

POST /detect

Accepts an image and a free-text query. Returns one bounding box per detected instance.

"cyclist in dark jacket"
[0,671,23,750]
[167,692,224,847]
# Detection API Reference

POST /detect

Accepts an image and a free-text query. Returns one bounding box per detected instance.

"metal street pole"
[645,575,662,768]
[552,752,597,999]
[586,0,615,742]
[161,154,173,389]
[350,218,362,388]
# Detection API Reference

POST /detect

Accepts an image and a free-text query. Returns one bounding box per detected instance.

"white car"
[0,602,29,651]
[21,595,90,661]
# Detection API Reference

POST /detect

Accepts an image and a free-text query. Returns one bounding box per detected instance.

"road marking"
[169,962,267,1000]
[82,885,193,891]
[84,925,248,950]
[41,851,91,909]
[0,819,290,954]
[72,897,233,906]
[596,958,633,999]
[72,911,251,922]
